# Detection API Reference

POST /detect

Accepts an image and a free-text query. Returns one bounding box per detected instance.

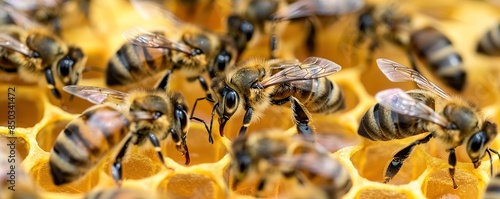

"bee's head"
[227,14,254,53]
[210,76,239,136]
[466,121,498,168]
[230,136,252,188]
[208,38,237,79]
[56,46,86,86]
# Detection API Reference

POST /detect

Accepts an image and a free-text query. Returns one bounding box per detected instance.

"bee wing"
[0,6,44,29]
[273,0,364,21]
[0,34,33,56]
[376,58,451,100]
[63,85,129,105]
[259,57,341,88]
[4,0,61,10]
[130,0,184,26]
[122,27,194,54]
[375,88,450,127]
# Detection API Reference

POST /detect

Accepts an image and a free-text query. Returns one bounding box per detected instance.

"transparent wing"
[0,34,32,56]
[0,6,44,29]
[259,57,342,88]
[130,0,184,26]
[273,0,364,21]
[376,58,451,100]
[63,85,129,105]
[122,27,194,54]
[375,88,450,127]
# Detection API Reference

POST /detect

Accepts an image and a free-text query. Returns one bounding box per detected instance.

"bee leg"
[238,107,254,136]
[366,39,379,65]
[155,70,172,90]
[291,98,313,136]
[52,18,62,36]
[448,148,458,189]
[190,97,214,144]
[195,76,214,102]
[111,136,133,187]
[255,178,267,197]
[270,34,278,59]
[147,132,169,168]
[305,18,316,55]
[384,133,432,183]
[45,68,64,107]
[488,148,500,176]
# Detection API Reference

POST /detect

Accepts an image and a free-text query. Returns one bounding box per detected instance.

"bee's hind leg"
[384,133,432,184]
[290,98,313,137]
[447,148,458,189]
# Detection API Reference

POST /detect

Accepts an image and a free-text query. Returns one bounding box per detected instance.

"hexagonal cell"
[357,188,410,199]
[350,139,428,185]
[310,120,361,153]
[158,173,220,199]
[423,169,479,198]
[36,120,70,152]
[0,90,43,128]
[0,136,30,161]
[31,159,98,193]
[166,127,228,165]
[337,82,360,112]
[101,147,163,181]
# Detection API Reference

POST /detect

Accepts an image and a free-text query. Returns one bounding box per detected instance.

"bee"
[209,56,345,139]
[483,172,500,199]
[228,0,364,57]
[106,0,237,99]
[0,138,40,199]
[84,187,153,199]
[231,129,352,198]
[358,58,499,189]
[0,7,87,102]
[49,85,191,186]
[2,0,92,35]
[476,23,500,56]
[410,26,466,92]
[355,4,466,91]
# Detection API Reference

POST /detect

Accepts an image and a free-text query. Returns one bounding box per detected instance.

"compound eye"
[223,90,238,114]
[236,151,251,173]
[468,132,486,153]
[240,20,254,40]
[215,50,231,72]
[175,106,188,130]
[58,56,74,77]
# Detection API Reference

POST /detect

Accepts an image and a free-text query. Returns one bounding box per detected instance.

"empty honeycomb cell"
[423,169,480,198]
[101,147,164,181]
[350,138,428,185]
[36,120,70,152]
[337,83,360,112]
[158,173,218,199]
[0,87,44,128]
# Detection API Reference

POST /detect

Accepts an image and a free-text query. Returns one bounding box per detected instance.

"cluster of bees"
[3,0,500,198]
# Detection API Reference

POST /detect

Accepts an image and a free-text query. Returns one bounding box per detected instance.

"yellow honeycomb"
[1,0,500,198]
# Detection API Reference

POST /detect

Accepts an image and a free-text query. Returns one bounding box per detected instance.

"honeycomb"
[1,0,500,198]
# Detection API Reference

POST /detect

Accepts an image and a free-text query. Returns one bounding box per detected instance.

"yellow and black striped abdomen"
[49,105,130,185]
[357,91,434,141]
[477,23,500,56]
[410,27,466,91]
[106,43,172,86]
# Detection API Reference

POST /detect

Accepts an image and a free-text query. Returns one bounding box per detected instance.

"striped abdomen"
[358,91,434,141]
[106,43,172,86]
[49,105,130,185]
[484,173,500,199]
[271,78,345,114]
[477,24,500,56]
[410,27,466,91]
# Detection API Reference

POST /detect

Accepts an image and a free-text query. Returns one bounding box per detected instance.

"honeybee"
[483,172,500,199]
[477,23,500,56]
[2,0,92,35]
[49,85,190,186]
[231,130,352,198]
[355,4,466,91]
[106,0,237,99]
[0,7,87,102]
[228,0,364,57]
[0,138,40,199]
[84,187,153,199]
[358,58,498,189]
[209,57,345,139]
